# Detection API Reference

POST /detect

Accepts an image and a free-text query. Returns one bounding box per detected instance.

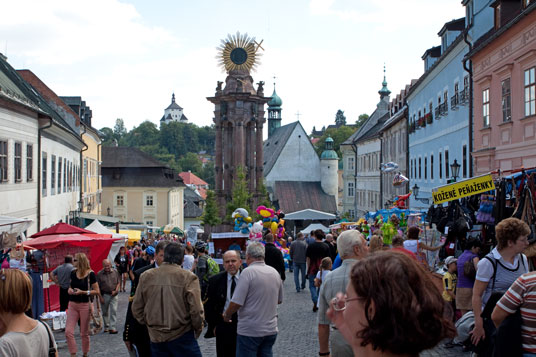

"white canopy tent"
[85,220,128,262]
[300,223,330,235]
[0,216,33,248]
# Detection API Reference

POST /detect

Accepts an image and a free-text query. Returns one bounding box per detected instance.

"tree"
[226,166,253,222]
[253,181,272,221]
[314,126,357,158]
[122,121,159,147]
[356,113,369,130]
[113,118,127,142]
[99,127,115,147]
[199,161,215,188]
[178,152,203,175]
[335,109,346,126]
[202,190,221,230]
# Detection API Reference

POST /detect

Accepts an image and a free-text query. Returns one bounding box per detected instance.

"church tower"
[207,33,271,219]
[267,83,282,138]
[320,136,339,206]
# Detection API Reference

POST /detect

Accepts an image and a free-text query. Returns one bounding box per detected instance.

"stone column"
[224,123,232,195]
[255,117,264,193]
[214,123,223,191]
[247,123,255,192]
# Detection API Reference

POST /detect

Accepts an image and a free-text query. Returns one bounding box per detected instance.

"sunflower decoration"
[217,32,263,73]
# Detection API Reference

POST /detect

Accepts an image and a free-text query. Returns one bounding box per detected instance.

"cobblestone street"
[54,269,470,357]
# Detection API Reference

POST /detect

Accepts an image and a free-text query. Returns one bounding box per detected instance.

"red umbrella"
[30,222,95,238]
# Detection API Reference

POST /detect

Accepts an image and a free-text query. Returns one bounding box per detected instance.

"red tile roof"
[178,171,208,186]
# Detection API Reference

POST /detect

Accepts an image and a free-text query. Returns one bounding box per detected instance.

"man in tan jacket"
[132,242,204,356]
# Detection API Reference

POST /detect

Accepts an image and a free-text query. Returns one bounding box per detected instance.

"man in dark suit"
[204,250,242,357]
[264,233,286,281]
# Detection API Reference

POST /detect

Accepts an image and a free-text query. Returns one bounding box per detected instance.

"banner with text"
[432,174,495,205]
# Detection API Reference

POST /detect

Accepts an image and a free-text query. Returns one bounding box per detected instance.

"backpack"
[205,257,220,282]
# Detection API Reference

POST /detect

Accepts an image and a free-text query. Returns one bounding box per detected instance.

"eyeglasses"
[330,295,361,312]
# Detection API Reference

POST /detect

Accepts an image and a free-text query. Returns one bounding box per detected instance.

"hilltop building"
[160,93,188,124]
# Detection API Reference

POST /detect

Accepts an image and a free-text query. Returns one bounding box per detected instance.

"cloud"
[0,0,179,65]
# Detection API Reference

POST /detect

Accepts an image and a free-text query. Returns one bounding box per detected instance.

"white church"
[160,93,188,124]
[263,86,339,224]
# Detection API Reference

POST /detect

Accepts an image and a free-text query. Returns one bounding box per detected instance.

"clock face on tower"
[217,32,262,73]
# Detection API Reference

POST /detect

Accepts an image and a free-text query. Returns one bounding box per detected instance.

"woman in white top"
[0,268,57,356]
[182,244,195,271]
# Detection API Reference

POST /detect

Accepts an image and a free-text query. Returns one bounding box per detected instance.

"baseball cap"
[445,256,457,266]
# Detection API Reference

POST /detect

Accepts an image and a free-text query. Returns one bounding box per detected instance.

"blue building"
[407,0,494,209]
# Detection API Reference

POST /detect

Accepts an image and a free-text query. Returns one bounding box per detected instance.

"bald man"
[97,259,121,333]
[204,250,242,357]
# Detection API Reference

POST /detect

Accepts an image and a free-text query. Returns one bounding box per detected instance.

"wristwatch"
[87,290,90,296]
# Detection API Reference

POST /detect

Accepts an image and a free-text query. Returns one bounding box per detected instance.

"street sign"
[432,174,495,205]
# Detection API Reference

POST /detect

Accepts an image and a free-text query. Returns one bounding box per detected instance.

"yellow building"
[101,147,185,228]
[81,126,102,215]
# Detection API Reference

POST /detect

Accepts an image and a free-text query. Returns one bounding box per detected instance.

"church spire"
[378,64,391,99]
[171,93,176,103]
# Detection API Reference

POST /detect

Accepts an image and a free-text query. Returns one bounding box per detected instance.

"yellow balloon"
[245,217,252,223]
[270,222,278,235]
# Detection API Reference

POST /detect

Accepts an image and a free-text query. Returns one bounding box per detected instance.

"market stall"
[85,220,128,262]
[24,231,119,312]
[211,232,249,260]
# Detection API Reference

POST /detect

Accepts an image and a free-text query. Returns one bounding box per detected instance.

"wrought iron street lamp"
[450,159,461,182]
[412,184,430,204]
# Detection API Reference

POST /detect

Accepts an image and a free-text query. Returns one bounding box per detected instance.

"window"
[525,67,535,117]
[445,150,450,178]
[63,160,67,193]
[51,155,56,195]
[444,91,449,112]
[431,154,434,180]
[116,195,124,206]
[410,160,413,179]
[146,195,154,206]
[42,152,47,196]
[0,141,7,183]
[58,157,62,193]
[83,159,87,192]
[463,145,468,178]
[439,152,443,179]
[429,102,433,119]
[347,157,354,171]
[424,157,428,180]
[26,145,33,181]
[348,210,355,219]
[13,142,21,182]
[418,157,422,179]
[146,220,154,226]
[502,78,511,122]
[482,88,490,127]
[348,182,355,197]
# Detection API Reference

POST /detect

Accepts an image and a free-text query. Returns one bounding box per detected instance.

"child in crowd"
[442,256,458,318]
[314,257,332,289]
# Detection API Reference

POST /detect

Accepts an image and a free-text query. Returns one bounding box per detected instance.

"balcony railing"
[418,117,426,128]
[459,88,469,105]
[434,106,441,118]
[439,102,448,116]
[425,112,433,124]
[451,93,459,110]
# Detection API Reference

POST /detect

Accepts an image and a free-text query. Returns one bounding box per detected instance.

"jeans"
[150,330,202,357]
[236,334,277,357]
[65,301,91,354]
[308,274,318,304]
[102,293,118,330]
[293,262,306,291]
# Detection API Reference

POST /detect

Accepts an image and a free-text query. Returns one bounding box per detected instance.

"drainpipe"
[351,142,358,218]
[463,31,474,178]
[379,132,383,210]
[405,106,410,196]
[37,117,53,231]
[80,125,88,214]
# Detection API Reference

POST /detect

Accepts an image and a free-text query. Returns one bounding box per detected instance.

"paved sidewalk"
[55,272,470,356]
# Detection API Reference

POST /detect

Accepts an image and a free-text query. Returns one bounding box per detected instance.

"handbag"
[39,320,57,357]
[87,273,103,335]
[463,258,477,280]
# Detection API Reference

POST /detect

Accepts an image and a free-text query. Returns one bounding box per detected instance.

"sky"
[1,0,465,135]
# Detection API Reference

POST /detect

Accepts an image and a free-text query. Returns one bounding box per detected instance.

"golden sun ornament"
[217,32,263,73]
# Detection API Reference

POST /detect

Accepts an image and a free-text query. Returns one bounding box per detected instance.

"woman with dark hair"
[456,238,481,315]
[328,251,456,356]
[114,246,129,292]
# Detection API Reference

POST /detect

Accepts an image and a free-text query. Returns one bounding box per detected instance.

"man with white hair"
[317,230,368,357]
[223,242,283,357]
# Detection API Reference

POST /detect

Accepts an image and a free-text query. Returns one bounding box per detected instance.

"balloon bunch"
[276,210,286,239]
[232,208,252,234]
[249,221,263,242]
[255,205,286,237]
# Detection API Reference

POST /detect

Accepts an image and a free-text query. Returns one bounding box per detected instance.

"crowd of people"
[0,216,534,356]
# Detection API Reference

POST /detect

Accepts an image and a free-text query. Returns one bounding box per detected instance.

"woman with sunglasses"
[65,253,100,357]
[328,251,455,357]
